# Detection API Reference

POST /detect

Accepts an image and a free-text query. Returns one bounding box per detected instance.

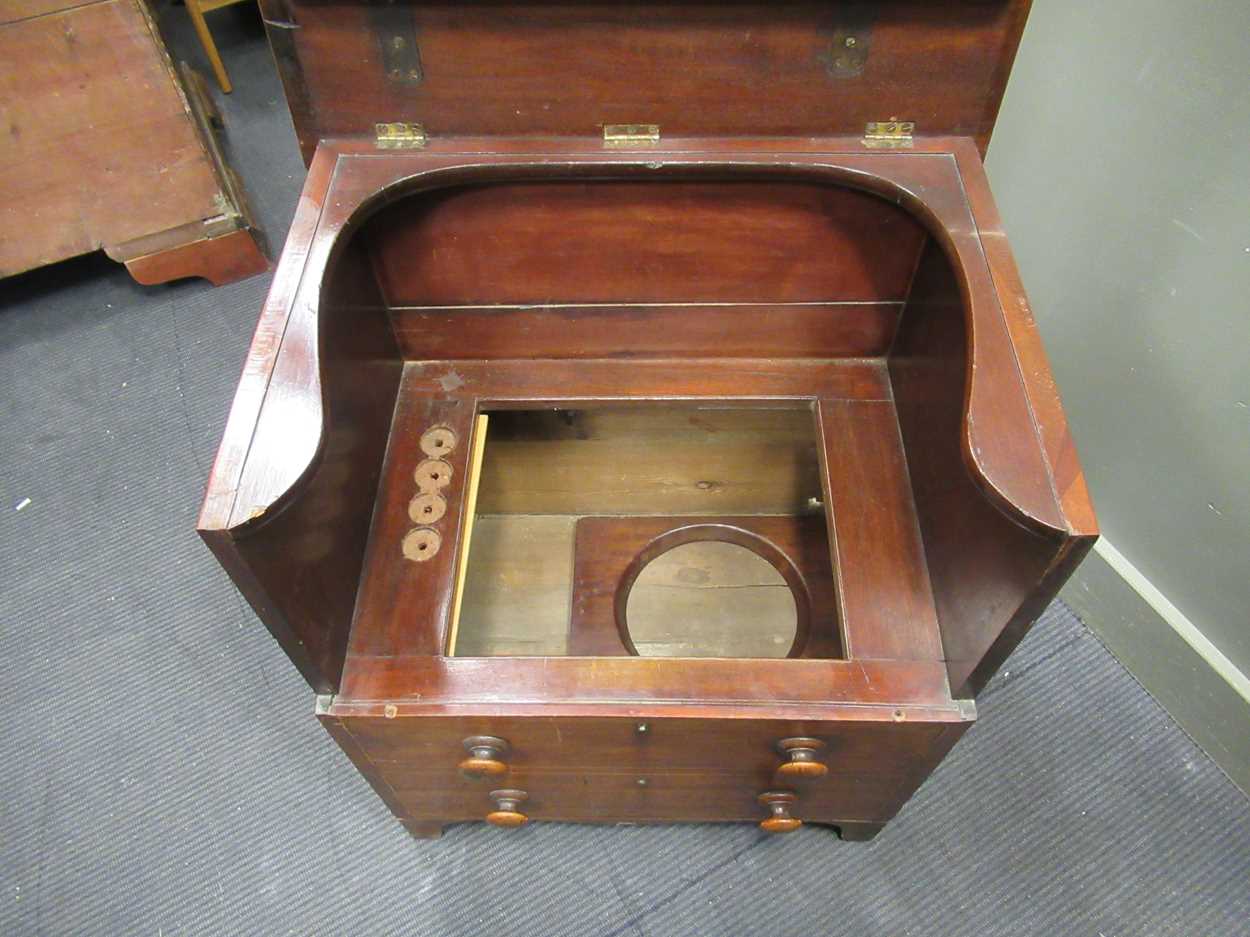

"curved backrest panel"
[358,179,929,359]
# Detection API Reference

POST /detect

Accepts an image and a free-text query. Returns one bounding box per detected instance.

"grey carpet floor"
[2,4,1248,934]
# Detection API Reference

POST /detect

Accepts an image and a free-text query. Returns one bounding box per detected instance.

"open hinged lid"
[259,0,1032,164]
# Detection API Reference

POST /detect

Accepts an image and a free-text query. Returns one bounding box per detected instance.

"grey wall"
[985,1,1250,782]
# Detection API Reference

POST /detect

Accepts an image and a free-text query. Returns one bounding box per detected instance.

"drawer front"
[343,714,951,775]
[386,767,923,824]
[334,714,967,825]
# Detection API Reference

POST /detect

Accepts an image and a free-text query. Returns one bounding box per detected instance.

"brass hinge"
[603,124,660,148]
[862,120,915,149]
[375,122,427,149]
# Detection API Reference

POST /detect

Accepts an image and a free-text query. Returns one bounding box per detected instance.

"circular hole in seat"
[624,541,798,658]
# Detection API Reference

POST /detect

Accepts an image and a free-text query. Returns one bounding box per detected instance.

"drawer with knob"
[339,715,952,779]
[452,733,829,782]
[477,787,807,834]
[383,766,921,828]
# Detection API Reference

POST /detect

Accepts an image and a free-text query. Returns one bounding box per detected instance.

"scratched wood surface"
[0,0,251,280]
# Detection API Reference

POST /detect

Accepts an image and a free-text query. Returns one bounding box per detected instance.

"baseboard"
[1062,539,1250,797]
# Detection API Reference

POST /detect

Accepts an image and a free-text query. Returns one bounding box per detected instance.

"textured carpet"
[1,4,1247,934]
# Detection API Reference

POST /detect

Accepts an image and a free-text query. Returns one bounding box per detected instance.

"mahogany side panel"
[347,394,480,660]
[365,181,926,306]
[198,146,338,528]
[952,140,1097,536]
[260,0,1032,164]
[201,233,401,692]
[890,241,1093,697]
[317,707,410,822]
[818,398,943,662]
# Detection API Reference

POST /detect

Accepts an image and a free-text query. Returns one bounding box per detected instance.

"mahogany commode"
[199,0,1097,840]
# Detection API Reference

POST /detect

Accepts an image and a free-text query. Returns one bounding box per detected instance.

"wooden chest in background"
[199,0,1097,840]
[1,0,265,286]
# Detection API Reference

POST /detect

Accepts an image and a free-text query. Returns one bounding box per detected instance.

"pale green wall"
[984,1,1250,784]
[987,1,1250,669]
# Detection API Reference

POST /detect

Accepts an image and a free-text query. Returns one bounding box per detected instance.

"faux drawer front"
[385,767,922,825]
[343,715,952,777]
[334,714,966,824]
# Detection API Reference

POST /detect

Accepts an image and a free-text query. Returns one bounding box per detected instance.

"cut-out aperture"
[624,540,799,658]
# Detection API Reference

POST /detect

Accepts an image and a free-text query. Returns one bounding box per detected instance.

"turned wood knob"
[459,735,510,779]
[775,737,828,778]
[486,789,529,827]
[758,791,802,833]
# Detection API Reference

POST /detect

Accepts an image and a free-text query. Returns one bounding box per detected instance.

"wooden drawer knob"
[486,789,529,827]
[758,791,802,834]
[459,735,510,779]
[776,737,828,778]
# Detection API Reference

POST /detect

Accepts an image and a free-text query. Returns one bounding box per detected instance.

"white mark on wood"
[437,370,465,392]
[856,662,872,688]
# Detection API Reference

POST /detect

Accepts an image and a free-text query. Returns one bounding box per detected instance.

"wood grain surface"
[259,0,1031,163]
[0,0,251,279]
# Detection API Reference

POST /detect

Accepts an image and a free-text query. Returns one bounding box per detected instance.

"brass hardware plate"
[862,120,915,149]
[603,124,661,148]
[825,29,871,78]
[375,122,427,149]
[369,2,423,85]
[823,10,875,79]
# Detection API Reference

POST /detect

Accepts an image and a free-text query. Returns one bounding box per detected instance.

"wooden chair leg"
[185,0,232,93]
